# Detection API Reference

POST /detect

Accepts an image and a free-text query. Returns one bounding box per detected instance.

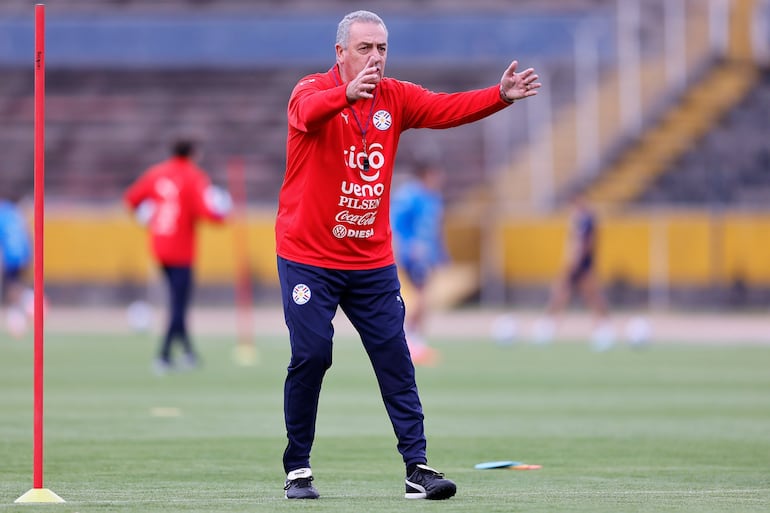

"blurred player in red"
[124,138,231,374]
[276,9,540,500]
[391,162,448,366]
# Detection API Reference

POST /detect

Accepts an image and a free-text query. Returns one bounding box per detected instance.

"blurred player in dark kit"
[532,193,614,350]
[275,9,540,500]
[124,138,231,374]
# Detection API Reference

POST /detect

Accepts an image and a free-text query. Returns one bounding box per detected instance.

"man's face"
[336,21,387,83]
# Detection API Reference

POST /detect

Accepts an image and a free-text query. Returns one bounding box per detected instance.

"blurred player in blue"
[0,197,33,338]
[391,162,448,366]
[532,193,614,350]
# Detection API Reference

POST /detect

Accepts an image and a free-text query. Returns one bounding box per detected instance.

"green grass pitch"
[1,325,769,512]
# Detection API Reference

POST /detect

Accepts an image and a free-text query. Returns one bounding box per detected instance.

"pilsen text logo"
[338,196,381,209]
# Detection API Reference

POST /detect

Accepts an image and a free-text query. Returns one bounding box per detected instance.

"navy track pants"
[277,256,426,473]
[159,264,194,362]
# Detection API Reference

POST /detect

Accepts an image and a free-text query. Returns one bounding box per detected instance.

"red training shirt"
[276,64,511,270]
[124,156,224,266]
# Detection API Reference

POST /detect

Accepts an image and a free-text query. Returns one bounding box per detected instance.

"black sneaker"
[404,464,456,500]
[284,468,320,499]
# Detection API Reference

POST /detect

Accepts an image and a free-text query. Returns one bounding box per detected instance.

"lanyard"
[349,98,377,170]
[333,67,377,170]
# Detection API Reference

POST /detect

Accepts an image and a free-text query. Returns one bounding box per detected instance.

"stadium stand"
[0,64,552,205]
[584,60,760,209]
[638,69,770,208]
[0,67,299,203]
[0,4,602,205]
[576,0,768,211]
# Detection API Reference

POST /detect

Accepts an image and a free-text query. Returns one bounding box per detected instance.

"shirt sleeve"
[188,170,223,222]
[398,81,509,130]
[124,170,154,209]
[288,75,351,133]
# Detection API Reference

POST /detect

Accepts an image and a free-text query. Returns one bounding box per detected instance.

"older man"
[276,10,540,500]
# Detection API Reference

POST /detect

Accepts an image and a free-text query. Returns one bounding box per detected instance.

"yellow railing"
[494,211,770,287]
[40,206,277,285]
[31,207,770,289]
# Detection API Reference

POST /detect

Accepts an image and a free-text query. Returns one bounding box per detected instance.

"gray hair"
[336,10,387,48]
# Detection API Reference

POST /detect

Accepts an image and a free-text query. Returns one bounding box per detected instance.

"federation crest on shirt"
[373,110,392,131]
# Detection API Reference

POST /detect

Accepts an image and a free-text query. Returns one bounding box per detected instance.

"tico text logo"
[344,143,385,182]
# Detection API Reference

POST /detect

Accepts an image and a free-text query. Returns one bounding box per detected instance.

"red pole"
[226,157,257,364]
[32,2,46,490]
[16,8,62,502]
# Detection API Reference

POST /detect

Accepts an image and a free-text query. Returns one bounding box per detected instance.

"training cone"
[15,488,65,503]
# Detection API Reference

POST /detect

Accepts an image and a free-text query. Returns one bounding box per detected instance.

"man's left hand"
[500,60,541,103]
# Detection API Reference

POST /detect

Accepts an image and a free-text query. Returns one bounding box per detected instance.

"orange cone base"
[15,488,65,503]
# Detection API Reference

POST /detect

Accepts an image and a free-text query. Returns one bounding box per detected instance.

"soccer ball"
[5,308,27,338]
[126,301,153,333]
[624,316,652,348]
[530,317,555,345]
[490,314,518,346]
[590,322,616,352]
